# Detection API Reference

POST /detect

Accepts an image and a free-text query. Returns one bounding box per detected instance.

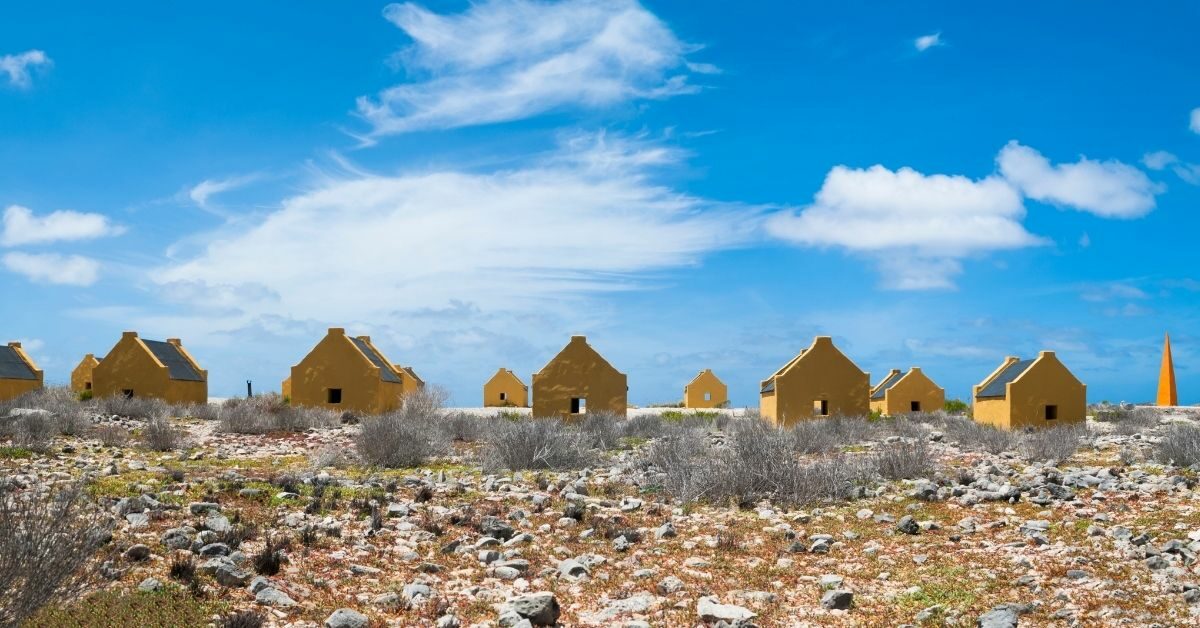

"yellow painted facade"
[532,335,627,419]
[869,367,945,416]
[284,328,408,415]
[760,336,870,426]
[1158,333,1178,406]
[972,351,1086,430]
[71,353,101,394]
[396,365,425,397]
[684,369,728,409]
[483,368,528,407]
[92,332,207,404]
[0,342,44,401]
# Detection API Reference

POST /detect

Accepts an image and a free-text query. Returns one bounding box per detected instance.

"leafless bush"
[98,395,168,420]
[875,438,935,480]
[1118,445,1140,466]
[142,417,184,451]
[438,411,487,442]
[6,412,56,453]
[92,424,130,448]
[357,414,444,468]
[646,427,716,503]
[943,417,1018,454]
[481,419,596,471]
[217,394,338,434]
[1112,407,1159,436]
[0,482,112,626]
[580,412,622,449]
[787,418,844,454]
[0,387,89,438]
[1020,423,1091,463]
[309,444,356,469]
[620,414,667,440]
[1156,423,1200,468]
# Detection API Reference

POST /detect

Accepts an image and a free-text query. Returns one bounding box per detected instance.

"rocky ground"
[4,403,1200,627]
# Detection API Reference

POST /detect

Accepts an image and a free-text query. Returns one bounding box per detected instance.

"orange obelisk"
[1157,333,1178,407]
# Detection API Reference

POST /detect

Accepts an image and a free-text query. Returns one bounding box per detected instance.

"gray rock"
[123,544,151,561]
[350,564,381,575]
[403,582,433,601]
[247,576,272,594]
[655,522,677,539]
[161,527,194,550]
[205,513,232,534]
[897,515,920,535]
[324,608,369,628]
[818,574,844,590]
[138,577,162,592]
[696,596,756,623]
[125,512,150,528]
[373,592,403,609]
[976,605,1018,628]
[214,564,253,587]
[199,542,231,556]
[255,586,297,607]
[589,593,657,622]
[558,557,589,579]
[189,501,220,515]
[821,589,853,610]
[480,516,515,541]
[510,592,561,626]
[657,575,684,594]
[436,615,461,628]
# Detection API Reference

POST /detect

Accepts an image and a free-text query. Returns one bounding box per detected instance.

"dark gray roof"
[143,340,204,382]
[976,359,1035,399]
[350,337,401,384]
[0,345,37,380]
[870,371,905,400]
[760,380,775,394]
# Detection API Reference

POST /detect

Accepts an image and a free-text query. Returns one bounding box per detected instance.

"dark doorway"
[571,397,586,414]
[910,401,921,412]
[1045,404,1058,420]
[814,399,829,416]
[327,388,343,404]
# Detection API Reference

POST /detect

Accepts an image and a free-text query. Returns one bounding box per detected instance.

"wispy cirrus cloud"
[1,205,125,246]
[154,133,759,322]
[355,0,710,139]
[0,49,51,89]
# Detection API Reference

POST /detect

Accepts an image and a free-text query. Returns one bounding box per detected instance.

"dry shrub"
[580,412,622,449]
[92,424,130,448]
[5,412,56,453]
[1020,423,1091,463]
[942,417,1018,454]
[217,393,338,434]
[0,482,112,626]
[620,414,667,440]
[98,395,169,420]
[1156,423,1200,468]
[481,418,596,471]
[356,389,449,468]
[143,417,184,451]
[438,411,487,442]
[875,438,935,480]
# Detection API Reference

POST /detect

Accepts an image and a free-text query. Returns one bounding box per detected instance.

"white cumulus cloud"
[154,134,757,320]
[997,141,1160,218]
[1191,107,1200,134]
[766,164,1043,290]
[356,0,707,138]
[0,49,51,88]
[914,32,942,52]
[3,252,100,286]
[1,205,125,247]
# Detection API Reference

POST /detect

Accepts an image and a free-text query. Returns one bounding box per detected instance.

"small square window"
[327,388,343,404]
[499,392,507,401]
[704,392,712,401]
[814,400,829,416]
[571,397,586,414]
[910,401,921,412]
[1045,404,1058,420]
[85,382,92,390]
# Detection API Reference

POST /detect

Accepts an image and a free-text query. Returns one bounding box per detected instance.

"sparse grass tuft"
[1156,423,1200,467]
[481,418,596,471]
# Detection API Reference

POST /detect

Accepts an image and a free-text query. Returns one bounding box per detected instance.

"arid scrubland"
[3,390,1200,627]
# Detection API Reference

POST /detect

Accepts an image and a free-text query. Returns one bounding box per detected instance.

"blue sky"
[2,1,1198,406]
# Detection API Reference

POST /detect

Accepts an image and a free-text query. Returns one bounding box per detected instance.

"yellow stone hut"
[484,368,528,407]
[396,365,425,397]
[760,336,870,426]
[684,369,728,409]
[869,367,945,416]
[0,341,43,401]
[92,332,207,404]
[283,328,409,415]
[532,335,627,419]
[71,353,102,394]
[972,351,1086,430]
